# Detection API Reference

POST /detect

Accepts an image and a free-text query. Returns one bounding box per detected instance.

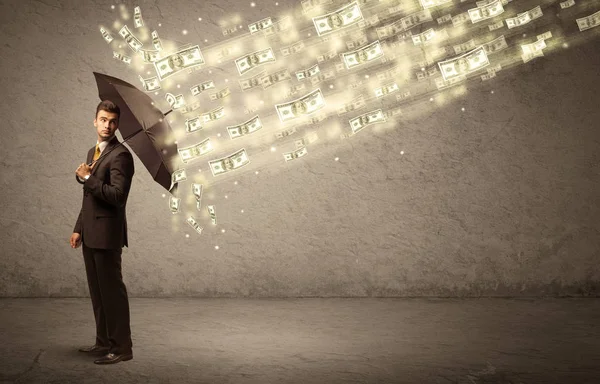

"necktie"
[93,144,101,161]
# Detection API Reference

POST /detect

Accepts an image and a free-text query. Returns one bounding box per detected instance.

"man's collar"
[96,134,117,150]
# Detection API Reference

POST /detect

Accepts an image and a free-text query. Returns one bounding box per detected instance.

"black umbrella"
[75,72,181,195]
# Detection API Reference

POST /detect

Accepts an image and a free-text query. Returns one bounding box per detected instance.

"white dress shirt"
[83,139,112,180]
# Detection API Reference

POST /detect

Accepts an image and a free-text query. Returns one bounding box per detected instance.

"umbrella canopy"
[91,71,180,194]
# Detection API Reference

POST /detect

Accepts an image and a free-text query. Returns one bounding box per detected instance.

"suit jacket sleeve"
[73,210,82,234]
[83,151,135,208]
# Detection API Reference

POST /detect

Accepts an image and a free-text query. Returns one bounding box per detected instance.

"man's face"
[94,110,119,141]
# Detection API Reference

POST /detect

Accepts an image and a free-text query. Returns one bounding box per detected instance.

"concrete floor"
[0,298,599,383]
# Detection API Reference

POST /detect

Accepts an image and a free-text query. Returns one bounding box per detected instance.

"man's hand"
[70,232,82,248]
[75,161,96,179]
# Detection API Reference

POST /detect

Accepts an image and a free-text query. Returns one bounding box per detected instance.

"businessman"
[70,100,135,364]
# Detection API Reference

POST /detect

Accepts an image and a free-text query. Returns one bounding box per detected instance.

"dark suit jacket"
[73,135,135,249]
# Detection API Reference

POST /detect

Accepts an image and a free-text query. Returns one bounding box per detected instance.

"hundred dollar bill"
[576,10,600,32]
[349,109,386,134]
[560,0,575,9]
[207,205,217,225]
[476,0,512,5]
[374,82,399,98]
[452,12,471,26]
[481,71,496,81]
[209,87,231,101]
[342,40,384,69]
[133,6,144,28]
[249,17,273,34]
[337,94,366,115]
[192,183,203,201]
[483,35,508,54]
[191,80,215,96]
[317,49,337,63]
[295,132,319,149]
[420,0,452,8]
[186,216,203,235]
[412,28,437,46]
[275,127,297,139]
[202,106,225,123]
[488,20,504,31]
[375,20,404,39]
[154,45,205,81]
[312,1,364,36]
[239,70,266,91]
[521,39,546,63]
[169,196,180,214]
[281,41,305,57]
[468,0,504,23]
[454,39,476,54]
[302,0,334,13]
[118,25,143,52]
[537,31,552,41]
[185,116,203,134]
[263,16,292,35]
[275,89,325,122]
[151,30,163,51]
[283,147,308,162]
[227,115,263,139]
[261,69,291,88]
[437,14,452,24]
[435,75,466,90]
[438,46,490,81]
[346,33,368,50]
[309,69,334,86]
[505,5,543,29]
[296,64,320,81]
[209,148,250,176]
[178,138,214,164]
[179,101,202,114]
[113,51,131,64]
[222,25,238,36]
[172,169,187,184]
[395,91,411,102]
[235,47,276,76]
[401,9,433,30]
[139,75,161,92]
[140,49,160,63]
[100,27,113,43]
[286,83,307,97]
[166,93,186,109]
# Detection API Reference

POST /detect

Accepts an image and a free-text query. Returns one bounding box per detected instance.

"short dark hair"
[96,100,120,120]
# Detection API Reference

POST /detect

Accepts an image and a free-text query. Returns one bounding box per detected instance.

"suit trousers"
[82,243,133,354]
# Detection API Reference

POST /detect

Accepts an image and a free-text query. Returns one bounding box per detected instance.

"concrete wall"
[0,0,598,297]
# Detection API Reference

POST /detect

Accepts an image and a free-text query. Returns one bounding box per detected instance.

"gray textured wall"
[0,0,598,297]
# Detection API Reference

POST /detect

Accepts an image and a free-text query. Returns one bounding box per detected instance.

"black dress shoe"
[78,345,110,354]
[94,351,133,364]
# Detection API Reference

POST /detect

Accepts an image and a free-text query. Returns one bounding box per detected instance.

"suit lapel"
[91,135,120,177]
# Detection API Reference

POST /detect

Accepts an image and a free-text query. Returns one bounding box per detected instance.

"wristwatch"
[84,175,90,180]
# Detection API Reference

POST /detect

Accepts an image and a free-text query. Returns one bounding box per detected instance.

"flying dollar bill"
[302,0,334,13]
[207,205,217,225]
[452,12,471,26]
[435,76,466,90]
[342,40,384,69]
[576,10,600,31]
[521,39,546,63]
[468,0,504,23]
[560,0,575,8]
[239,70,266,91]
[165,93,186,109]
[375,20,405,39]
[283,147,308,162]
[337,94,366,115]
[185,116,203,134]
[296,64,321,81]
[133,6,144,28]
[169,195,180,214]
[140,49,160,63]
[438,46,490,81]
[209,87,231,101]
[412,28,437,45]
[488,20,504,31]
[202,106,225,123]
[537,31,552,41]
[191,81,215,96]
[100,27,113,43]
[454,39,477,54]
[139,75,161,92]
[154,45,205,81]
[172,169,187,184]
[118,25,143,52]
[275,89,325,122]
[192,183,203,201]
[151,30,163,51]
[178,138,213,164]
[374,82,399,98]
[349,109,386,134]
[420,0,452,8]
[249,17,273,33]
[261,69,291,88]
[505,5,543,29]
[227,115,263,139]
[186,216,203,235]
[281,41,305,57]
[317,49,337,63]
[112,51,131,64]
[483,35,508,54]
[312,1,364,36]
[401,9,433,30]
[235,47,276,76]
[437,14,452,24]
[209,148,250,177]
[275,127,297,139]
